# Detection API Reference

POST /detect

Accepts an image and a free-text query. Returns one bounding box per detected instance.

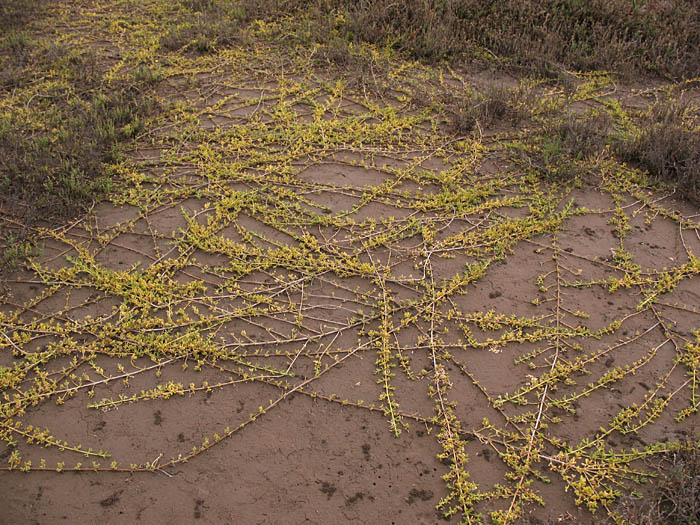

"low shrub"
[617,441,700,524]
[445,85,534,134]
[544,112,612,160]
[616,96,700,203]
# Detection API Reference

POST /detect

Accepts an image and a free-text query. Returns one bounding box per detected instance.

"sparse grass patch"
[0,40,160,224]
[1,88,157,219]
[0,0,45,32]
[160,20,241,54]
[0,31,35,90]
[0,231,38,276]
[161,0,247,53]
[2,30,32,57]
[132,64,163,86]
[161,0,305,53]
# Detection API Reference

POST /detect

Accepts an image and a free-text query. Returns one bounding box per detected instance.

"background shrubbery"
[616,95,700,204]
[163,0,700,78]
[317,0,700,78]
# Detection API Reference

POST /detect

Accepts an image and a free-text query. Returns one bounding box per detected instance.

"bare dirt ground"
[2,2,700,524]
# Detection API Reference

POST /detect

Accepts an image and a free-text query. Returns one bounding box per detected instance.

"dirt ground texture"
[2,2,700,524]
